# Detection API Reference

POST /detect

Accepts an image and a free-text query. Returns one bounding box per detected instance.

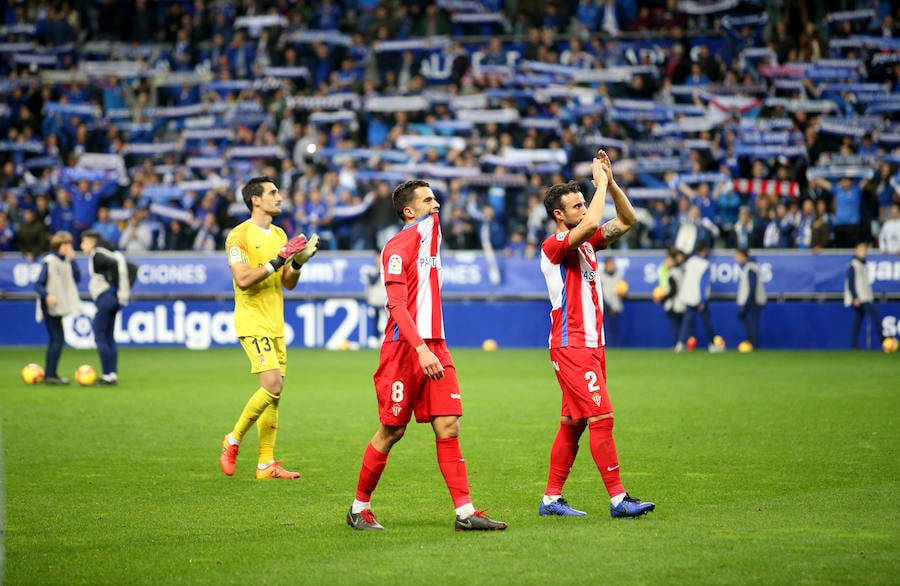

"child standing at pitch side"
[35,231,81,384]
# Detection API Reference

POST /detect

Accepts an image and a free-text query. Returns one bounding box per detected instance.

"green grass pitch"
[2,346,898,585]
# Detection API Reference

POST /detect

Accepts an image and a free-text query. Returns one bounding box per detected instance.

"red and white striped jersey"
[382,213,445,341]
[540,229,607,348]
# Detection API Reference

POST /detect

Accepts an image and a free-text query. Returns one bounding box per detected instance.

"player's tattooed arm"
[601,219,627,245]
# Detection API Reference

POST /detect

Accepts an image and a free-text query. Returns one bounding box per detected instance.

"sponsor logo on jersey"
[387,254,402,275]
[419,256,440,269]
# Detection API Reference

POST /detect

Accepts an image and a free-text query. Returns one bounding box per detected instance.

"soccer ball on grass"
[22,363,45,384]
[883,337,899,353]
[74,364,98,386]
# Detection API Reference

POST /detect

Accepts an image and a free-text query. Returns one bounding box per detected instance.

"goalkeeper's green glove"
[290,233,320,270]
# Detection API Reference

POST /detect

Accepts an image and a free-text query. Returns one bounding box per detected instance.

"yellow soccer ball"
[22,363,45,385]
[651,286,666,302]
[882,337,899,353]
[713,335,726,350]
[737,341,754,353]
[74,364,98,386]
[614,280,628,297]
[481,339,498,351]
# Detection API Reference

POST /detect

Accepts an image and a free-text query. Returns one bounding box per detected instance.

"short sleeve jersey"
[540,229,607,349]
[226,219,287,338]
[382,213,444,342]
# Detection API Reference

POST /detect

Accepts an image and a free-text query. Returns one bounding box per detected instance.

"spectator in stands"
[414,4,450,37]
[844,242,882,350]
[715,177,741,245]
[0,210,16,253]
[674,204,714,256]
[880,203,900,254]
[164,217,196,251]
[91,205,121,245]
[812,176,863,248]
[119,210,154,254]
[764,201,795,249]
[477,204,507,252]
[369,181,400,250]
[811,198,834,252]
[795,199,816,249]
[16,206,49,262]
[733,205,753,250]
[873,162,899,223]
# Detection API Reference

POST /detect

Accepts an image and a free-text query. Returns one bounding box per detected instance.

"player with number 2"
[538,150,655,518]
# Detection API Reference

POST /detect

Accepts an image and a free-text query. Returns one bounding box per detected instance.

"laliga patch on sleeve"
[556,232,567,241]
[387,254,402,275]
[228,245,243,264]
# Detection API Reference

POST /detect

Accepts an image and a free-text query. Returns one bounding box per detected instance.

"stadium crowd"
[0,0,899,261]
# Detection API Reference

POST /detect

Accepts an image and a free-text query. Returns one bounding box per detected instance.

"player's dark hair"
[392,179,430,219]
[242,176,279,211]
[544,180,582,215]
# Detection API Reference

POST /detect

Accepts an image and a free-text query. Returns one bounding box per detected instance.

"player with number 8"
[346,180,507,532]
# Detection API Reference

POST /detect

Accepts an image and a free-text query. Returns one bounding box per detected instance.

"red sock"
[588,418,625,498]
[436,437,471,508]
[545,421,586,496]
[355,442,389,502]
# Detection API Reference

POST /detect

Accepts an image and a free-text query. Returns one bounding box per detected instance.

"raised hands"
[591,150,609,190]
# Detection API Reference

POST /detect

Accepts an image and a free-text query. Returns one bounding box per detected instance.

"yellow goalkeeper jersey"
[226,219,288,338]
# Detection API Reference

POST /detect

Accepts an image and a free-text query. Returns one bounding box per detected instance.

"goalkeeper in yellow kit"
[219,176,319,479]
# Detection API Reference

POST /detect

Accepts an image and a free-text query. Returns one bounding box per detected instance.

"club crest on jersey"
[583,242,596,261]
[391,403,402,416]
[257,354,266,365]
[387,254,402,275]
[592,393,602,407]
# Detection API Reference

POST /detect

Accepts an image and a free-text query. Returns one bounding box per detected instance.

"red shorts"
[373,339,462,426]
[549,346,613,420]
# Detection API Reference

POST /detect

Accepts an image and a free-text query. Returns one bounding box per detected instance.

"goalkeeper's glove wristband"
[290,258,303,272]
[264,255,287,275]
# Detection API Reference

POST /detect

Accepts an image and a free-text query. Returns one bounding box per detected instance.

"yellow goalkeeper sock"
[257,397,280,466]
[232,388,277,442]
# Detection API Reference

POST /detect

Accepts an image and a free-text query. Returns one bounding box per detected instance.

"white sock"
[226,433,240,446]
[455,503,476,518]
[610,492,627,507]
[257,461,274,470]
[542,495,560,506]
[351,499,370,514]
